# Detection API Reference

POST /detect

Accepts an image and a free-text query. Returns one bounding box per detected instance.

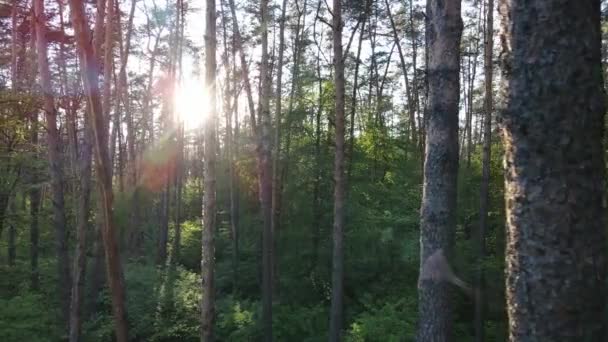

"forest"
[0,0,606,341]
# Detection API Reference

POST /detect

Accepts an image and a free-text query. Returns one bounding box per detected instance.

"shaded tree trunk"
[271,0,288,289]
[417,0,462,341]
[68,0,129,340]
[69,117,93,342]
[33,0,71,323]
[475,0,493,341]
[500,1,607,340]
[329,0,346,339]
[258,0,274,340]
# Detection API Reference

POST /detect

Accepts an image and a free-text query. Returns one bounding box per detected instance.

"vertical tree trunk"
[33,0,71,324]
[417,0,462,341]
[201,0,217,338]
[500,1,607,339]
[475,0,493,341]
[68,0,129,340]
[271,0,288,287]
[347,1,369,179]
[329,0,346,339]
[228,0,257,130]
[386,0,416,148]
[311,23,324,272]
[258,0,274,340]
[69,117,93,342]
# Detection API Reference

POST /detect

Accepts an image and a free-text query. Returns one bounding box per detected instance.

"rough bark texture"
[475,0,493,341]
[68,0,129,340]
[329,0,346,339]
[417,0,462,341]
[33,0,71,323]
[499,1,607,340]
[201,0,217,339]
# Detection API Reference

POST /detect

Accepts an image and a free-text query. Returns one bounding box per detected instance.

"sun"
[174,77,208,130]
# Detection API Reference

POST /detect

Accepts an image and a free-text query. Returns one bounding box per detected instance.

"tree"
[475,0,493,340]
[258,0,274,339]
[417,0,462,340]
[67,0,129,340]
[201,0,218,340]
[329,0,346,340]
[500,0,607,339]
[33,0,71,324]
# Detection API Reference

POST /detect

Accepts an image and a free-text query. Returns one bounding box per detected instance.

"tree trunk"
[227,0,257,131]
[258,0,273,340]
[271,0,288,287]
[201,0,217,339]
[347,1,369,180]
[69,116,93,342]
[500,1,607,340]
[475,1,493,341]
[33,0,71,324]
[329,0,346,339]
[68,0,129,340]
[417,0,462,341]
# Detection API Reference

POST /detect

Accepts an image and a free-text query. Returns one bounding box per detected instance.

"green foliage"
[0,293,58,342]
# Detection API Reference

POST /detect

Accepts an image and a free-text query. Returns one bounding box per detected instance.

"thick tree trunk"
[68,0,129,340]
[201,0,217,339]
[329,0,346,340]
[33,0,71,324]
[475,1,493,341]
[500,1,607,340]
[417,0,462,341]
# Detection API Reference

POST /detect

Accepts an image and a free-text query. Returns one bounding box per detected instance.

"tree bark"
[329,0,346,339]
[475,1,493,341]
[201,0,217,338]
[500,1,607,340]
[33,0,71,324]
[417,0,462,341]
[68,0,129,340]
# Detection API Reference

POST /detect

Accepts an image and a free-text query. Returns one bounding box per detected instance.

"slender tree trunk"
[228,0,257,130]
[329,0,346,339]
[347,1,369,180]
[201,0,217,339]
[258,0,273,339]
[475,1,493,341]
[386,0,416,149]
[69,117,93,342]
[271,0,288,286]
[501,1,606,339]
[68,0,129,340]
[33,0,71,324]
[417,0,462,341]
[311,28,324,272]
